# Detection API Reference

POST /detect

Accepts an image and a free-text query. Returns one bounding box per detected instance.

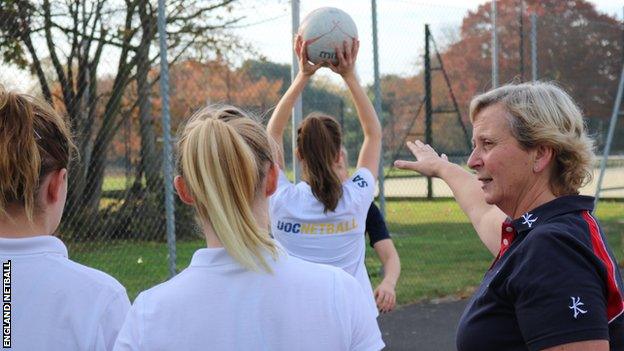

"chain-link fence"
[0,0,622,304]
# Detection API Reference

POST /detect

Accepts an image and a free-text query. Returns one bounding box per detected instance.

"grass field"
[69,199,624,304]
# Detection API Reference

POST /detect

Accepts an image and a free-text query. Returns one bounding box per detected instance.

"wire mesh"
[0,0,621,305]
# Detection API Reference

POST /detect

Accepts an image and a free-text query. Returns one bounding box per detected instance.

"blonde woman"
[113,107,384,350]
[396,82,624,350]
[0,87,130,350]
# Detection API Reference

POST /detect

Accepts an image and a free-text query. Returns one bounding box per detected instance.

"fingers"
[394,160,418,170]
[395,139,448,177]
[386,293,396,312]
[375,288,396,313]
[334,43,346,66]
[375,290,386,312]
[294,34,302,53]
[407,140,438,158]
[342,40,351,65]
[301,43,309,62]
[406,141,420,157]
[351,38,359,61]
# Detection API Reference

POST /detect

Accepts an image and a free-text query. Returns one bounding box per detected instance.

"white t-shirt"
[0,235,130,351]
[269,167,377,315]
[113,244,384,351]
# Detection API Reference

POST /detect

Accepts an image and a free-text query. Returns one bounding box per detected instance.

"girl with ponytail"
[267,36,382,317]
[0,86,130,350]
[114,106,383,350]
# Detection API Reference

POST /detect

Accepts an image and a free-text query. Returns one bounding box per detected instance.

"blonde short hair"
[176,106,278,272]
[469,82,594,196]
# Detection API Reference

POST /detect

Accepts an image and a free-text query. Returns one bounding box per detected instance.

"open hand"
[374,280,396,313]
[295,35,323,77]
[327,38,359,79]
[394,140,449,178]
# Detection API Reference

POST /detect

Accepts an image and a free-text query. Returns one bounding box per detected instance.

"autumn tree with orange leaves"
[382,0,622,159]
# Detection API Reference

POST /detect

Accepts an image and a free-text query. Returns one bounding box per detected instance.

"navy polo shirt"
[456,195,624,351]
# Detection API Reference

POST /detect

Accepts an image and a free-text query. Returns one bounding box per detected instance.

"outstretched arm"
[267,36,322,170]
[328,39,381,180]
[394,140,505,256]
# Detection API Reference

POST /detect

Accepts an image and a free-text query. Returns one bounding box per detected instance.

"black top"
[456,195,624,351]
[366,202,391,248]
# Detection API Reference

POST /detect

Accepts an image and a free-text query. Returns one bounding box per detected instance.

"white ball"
[299,7,358,65]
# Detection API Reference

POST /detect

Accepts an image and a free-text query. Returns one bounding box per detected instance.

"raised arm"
[329,39,381,180]
[394,140,506,256]
[267,36,322,170]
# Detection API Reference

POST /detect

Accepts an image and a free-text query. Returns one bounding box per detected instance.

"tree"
[0,0,249,239]
[443,0,622,119]
[381,0,622,160]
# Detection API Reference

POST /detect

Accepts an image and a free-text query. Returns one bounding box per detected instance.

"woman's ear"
[45,168,67,204]
[532,145,555,173]
[265,162,279,197]
[174,175,195,204]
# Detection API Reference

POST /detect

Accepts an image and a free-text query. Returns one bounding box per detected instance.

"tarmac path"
[378,299,468,350]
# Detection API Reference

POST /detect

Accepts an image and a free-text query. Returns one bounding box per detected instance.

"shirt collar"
[0,235,68,257]
[190,247,237,267]
[190,241,284,268]
[511,195,594,233]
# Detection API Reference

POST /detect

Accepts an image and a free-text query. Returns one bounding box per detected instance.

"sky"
[232,0,624,83]
[1,0,622,90]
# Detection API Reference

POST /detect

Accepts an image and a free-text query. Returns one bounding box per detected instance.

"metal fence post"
[492,0,498,88]
[424,25,433,200]
[157,0,176,278]
[531,13,537,81]
[372,0,385,215]
[594,65,624,210]
[291,0,302,182]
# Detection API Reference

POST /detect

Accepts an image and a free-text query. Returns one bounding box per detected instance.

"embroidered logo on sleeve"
[352,175,368,188]
[569,296,587,319]
[521,213,538,228]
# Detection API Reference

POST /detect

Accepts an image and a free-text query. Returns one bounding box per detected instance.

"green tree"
[0,0,248,239]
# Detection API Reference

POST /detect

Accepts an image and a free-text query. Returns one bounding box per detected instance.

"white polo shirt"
[269,167,377,315]
[0,235,130,351]
[113,244,384,351]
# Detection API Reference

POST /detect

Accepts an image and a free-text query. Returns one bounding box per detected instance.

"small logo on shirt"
[352,175,368,188]
[521,213,538,228]
[569,296,587,319]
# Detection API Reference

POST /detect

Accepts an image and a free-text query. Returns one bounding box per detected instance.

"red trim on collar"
[490,221,517,269]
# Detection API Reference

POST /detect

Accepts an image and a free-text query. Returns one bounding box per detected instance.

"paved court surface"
[378,299,468,350]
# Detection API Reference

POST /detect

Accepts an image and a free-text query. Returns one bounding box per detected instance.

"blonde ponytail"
[177,106,278,272]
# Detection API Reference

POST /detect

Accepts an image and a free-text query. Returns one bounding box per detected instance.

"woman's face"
[467,103,535,216]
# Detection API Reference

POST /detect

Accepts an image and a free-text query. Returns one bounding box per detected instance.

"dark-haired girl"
[268,36,382,316]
